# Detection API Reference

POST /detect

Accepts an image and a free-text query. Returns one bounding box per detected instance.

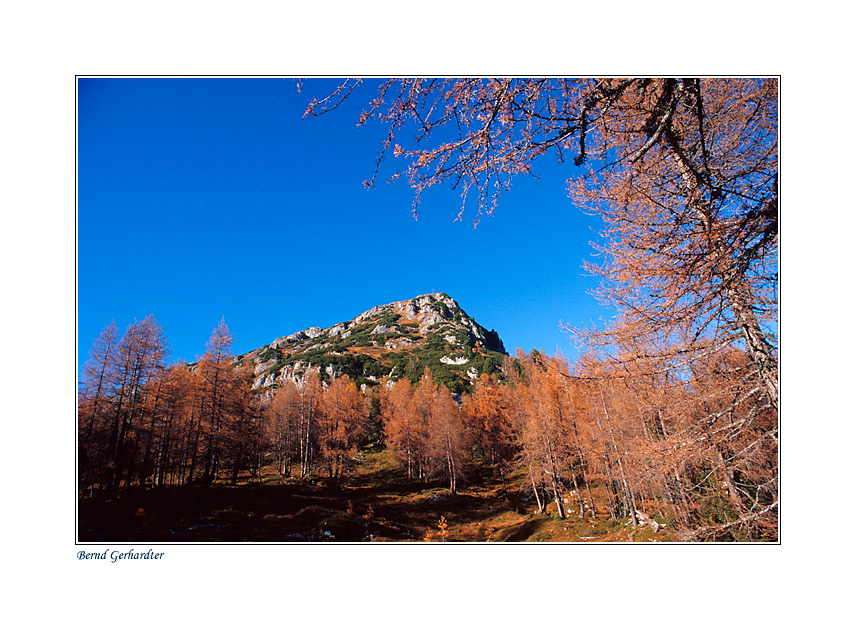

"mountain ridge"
[236,292,506,394]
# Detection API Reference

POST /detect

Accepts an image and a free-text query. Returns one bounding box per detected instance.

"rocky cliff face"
[236,293,506,394]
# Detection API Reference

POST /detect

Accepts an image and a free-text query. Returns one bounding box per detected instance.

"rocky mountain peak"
[239,293,506,395]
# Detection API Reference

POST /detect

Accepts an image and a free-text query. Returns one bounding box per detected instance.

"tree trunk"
[716,446,748,520]
[666,127,778,411]
[598,385,638,525]
[531,471,544,513]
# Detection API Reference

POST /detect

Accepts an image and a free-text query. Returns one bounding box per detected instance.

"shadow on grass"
[79,451,541,543]
[488,514,549,542]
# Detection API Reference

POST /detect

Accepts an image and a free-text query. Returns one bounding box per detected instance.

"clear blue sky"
[77,78,612,369]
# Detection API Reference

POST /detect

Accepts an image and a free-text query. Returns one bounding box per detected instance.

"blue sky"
[77,78,611,369]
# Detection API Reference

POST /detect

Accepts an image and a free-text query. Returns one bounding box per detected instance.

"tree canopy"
[304,77,779,538]
[305,77,778,400]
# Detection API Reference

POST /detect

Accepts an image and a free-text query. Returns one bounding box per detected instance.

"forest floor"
[78,446,674,543]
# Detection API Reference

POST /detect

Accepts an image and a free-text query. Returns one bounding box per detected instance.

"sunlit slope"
[237,293,507,394]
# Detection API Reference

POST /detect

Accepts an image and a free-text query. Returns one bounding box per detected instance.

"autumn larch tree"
[306,78,777,406]
[306,77,778,539]
[150,361,194,487]
[266,380,302,477]
[318,374,369,486]
[223,362,262,484]
[380,377,425,479]
[297,367,323,477]
[568,79,778,408]
[411,368,441,483]
[427,382,469,495]
[197,317,241,485]
[78,319,120,496]
[511,351,575,518]
[462,373,516,494]
[108,315,168,495]
[78,315,168,497]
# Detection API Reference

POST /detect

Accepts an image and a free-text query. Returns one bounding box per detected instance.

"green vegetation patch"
[376,312,401,328]
[256,346,282,364]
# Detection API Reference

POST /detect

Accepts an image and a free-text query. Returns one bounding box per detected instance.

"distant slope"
[236,293,506,394]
